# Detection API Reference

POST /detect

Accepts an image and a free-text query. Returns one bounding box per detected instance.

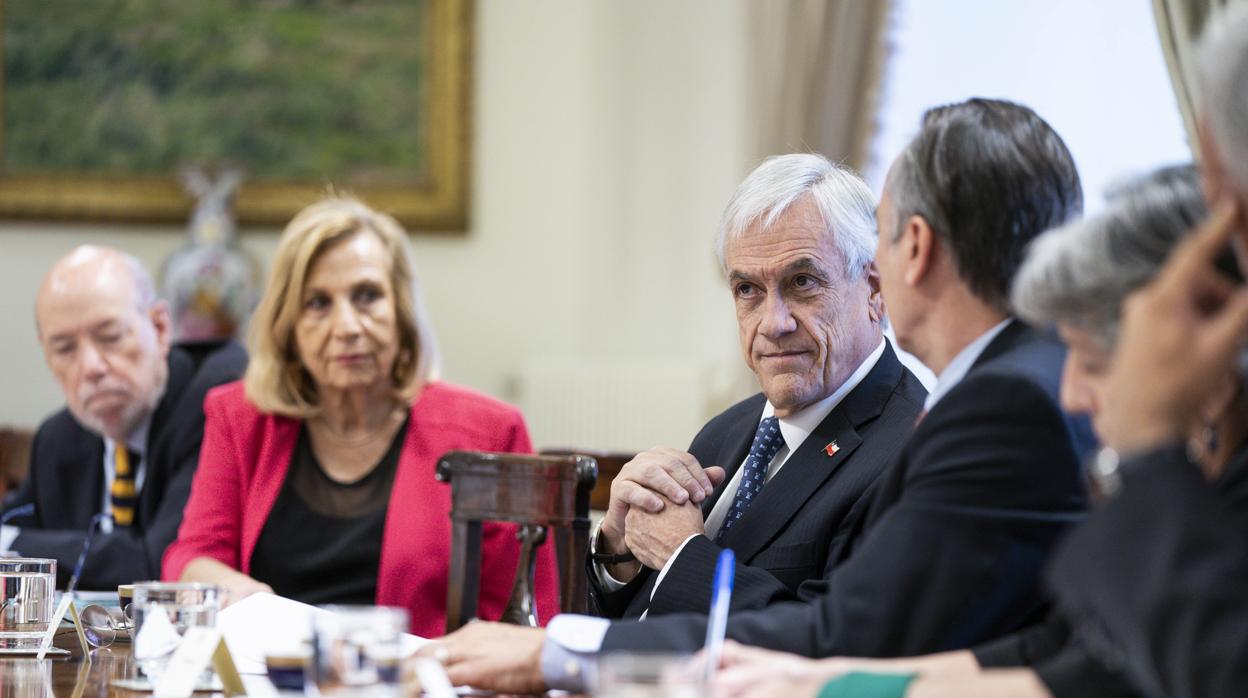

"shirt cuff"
[1,525,20,554]
[591,521,631,592]
[594,561,630,592]
[542,614,610,693]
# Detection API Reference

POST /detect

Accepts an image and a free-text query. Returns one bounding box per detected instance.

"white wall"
[0,0,756,451]
[867,0,1193,209]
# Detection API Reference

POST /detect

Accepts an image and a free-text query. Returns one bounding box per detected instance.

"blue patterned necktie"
[716,416,784,543]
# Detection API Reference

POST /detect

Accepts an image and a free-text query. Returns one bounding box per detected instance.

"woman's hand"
[710,641,830,698]
[710,643,982,698]
[180,556,274,608]
[1102,202,1248,456]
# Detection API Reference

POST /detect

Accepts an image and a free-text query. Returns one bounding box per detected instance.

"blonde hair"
[244,196,441,417]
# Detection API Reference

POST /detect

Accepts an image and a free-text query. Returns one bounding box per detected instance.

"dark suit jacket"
[975,615,1140,698]
[590,342,926,619]
[4,342,246,590]
[1046,443,1248,698]
[603,320,1093,657]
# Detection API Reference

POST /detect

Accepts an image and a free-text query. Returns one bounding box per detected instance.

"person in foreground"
[0,246,246,589]
[418,98,1093,694]
[162,196,559,637]
[1041,6,1248,696]
[706,165,1244,698]
[590,153,925,621]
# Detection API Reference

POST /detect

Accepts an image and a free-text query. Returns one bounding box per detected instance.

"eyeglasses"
[78,603,133,648]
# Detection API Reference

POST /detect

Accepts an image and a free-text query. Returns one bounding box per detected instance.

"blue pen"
[67,512,112,594]
[702,548,735,683]
[0,503,35,527]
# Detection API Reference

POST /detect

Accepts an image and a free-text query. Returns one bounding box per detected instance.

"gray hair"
[1012,164,1206,348]
[1196,3,1248,193]
[714,154,877,279]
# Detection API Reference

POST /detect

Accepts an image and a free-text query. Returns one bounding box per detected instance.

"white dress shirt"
[923,319,1012,412]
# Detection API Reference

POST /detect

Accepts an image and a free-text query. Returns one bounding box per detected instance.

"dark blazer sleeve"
[587,414,734,618]
[643,533,803,617]
[1047,445,1248,698]
[973,615,1143,698]
[973,614,1071,668]
[603,372,1084,657]
[13,344,245,590]
[9,417,111,588]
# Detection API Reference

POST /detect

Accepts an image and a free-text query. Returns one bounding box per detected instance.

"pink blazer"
[163,380,560,638]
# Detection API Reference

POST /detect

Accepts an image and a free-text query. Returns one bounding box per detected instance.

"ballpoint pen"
[702,548,735,684]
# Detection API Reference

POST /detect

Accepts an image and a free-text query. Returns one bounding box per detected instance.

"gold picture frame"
[0,0,471,231]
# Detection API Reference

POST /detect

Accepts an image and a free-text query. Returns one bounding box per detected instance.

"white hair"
[1012,165,1205,347]
[714,154,878,279]
[1196,3,1248,192]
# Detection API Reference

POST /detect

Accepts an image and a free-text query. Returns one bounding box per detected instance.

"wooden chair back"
[0,427,34,503]
[436,450,597,633]
[539,448,635,511]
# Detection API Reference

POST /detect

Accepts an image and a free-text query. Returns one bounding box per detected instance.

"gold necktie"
[111,444,137,527]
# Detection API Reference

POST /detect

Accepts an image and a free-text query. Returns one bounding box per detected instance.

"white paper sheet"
[215,592,428,675]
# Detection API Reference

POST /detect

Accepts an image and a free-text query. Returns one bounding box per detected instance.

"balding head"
[36,246,171,441]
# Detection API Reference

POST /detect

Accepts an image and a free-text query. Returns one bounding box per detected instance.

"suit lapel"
[718,345,905,561]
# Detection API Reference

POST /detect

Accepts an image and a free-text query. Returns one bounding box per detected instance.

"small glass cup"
[266,648,312,691]
[117,583,135,610]
[130,582,220,683]
[0,557,56,650]
[311,605,408,696]
[595,652,703,698]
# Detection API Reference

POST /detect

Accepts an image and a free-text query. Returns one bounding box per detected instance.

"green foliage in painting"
[2,0,426,182]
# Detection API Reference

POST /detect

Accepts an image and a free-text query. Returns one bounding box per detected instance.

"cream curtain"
[1152,0,1233,148]
[746,0,892,169]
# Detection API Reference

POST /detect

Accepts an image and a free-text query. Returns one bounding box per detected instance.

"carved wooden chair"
[539,448,635,511]
[436,451,597,633]
[0,427,34,503]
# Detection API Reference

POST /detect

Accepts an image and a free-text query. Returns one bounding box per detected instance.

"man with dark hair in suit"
[589,153,926,621]
[1,246,246,589]
[419,98,1093,696]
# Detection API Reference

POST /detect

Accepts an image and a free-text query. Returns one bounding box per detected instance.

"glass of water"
[130,582,220,683]
[595,652,703,698]
[0,558,55,650]
[312,605,409,696]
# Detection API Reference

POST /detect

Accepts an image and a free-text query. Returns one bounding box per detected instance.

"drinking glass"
[0,558,56,650]
[130,582,220,683]
[311,605,408,696]
[595,652,703,698]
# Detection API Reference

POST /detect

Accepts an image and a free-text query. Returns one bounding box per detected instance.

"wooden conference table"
[0,628,573,697]
[0,628,151,697]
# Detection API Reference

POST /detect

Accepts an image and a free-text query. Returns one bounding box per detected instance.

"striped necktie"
[716,416,784,543]
[111,444,139,527]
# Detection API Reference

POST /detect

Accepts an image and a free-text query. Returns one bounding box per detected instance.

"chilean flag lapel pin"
[824,441,839,457]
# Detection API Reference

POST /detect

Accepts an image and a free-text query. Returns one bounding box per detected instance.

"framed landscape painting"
[0,0,471,230]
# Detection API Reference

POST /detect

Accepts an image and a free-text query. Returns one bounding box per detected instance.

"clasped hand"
[599,447,726,576]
